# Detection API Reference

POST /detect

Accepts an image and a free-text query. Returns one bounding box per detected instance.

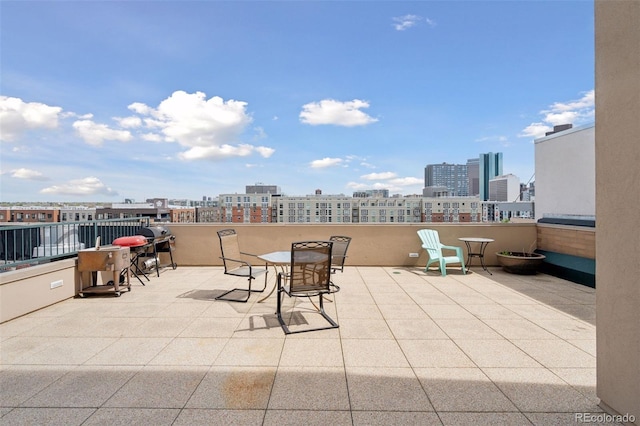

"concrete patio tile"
[515,290,576,307]
[18,337,117,365]
[463,303,523,319]
[511,339,596,368]
[552,304,596,323]
[376,303,430,320]
[231,314,284,337]
[85,337,172,365]
[567,339,596,356]
[415,367,518,412]
[482,367,600,412]
[279,338,344,367]
[370,292,417,305]
[84,408,180,425]
[420,304,475,319]
[550,367,598,402]
[454,339,541,368]
[481,292,539,305]
[0,316,53,340]
[0,407,96,426]
[345,366,433,411]
[352,411,442,425]
[148,337,228,366]
[121,317,193,337]
[410,292,457,306]
[504,303,572,321]
[104,366,207,408]
[17,316,122,338]
[0,336,57,364]
[178,317,243,338]
[214,338,284,366]
[432,318,503,339]
[334,290,375,304]
[201,301,254,318]
[444,293,496,305]
[338,318,394,339]
[101,302,172,318]
[175,409,264,425]
[336,303,384,319]
[536,319,595,340]
[396,339,475,368]
[386,318,448,339]
[186,366,276,409]
[268,367,349,410]
[482,318,558,340]
[342,339,409,367]
[23,366,138,407]
[439,412,532,425]
[150,302,209,317]
[263,409,352,426]
[0,366,69,406]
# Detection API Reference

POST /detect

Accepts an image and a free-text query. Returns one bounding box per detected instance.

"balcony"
[0,223,604,424]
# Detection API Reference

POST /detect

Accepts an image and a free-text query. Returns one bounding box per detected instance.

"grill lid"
[136,226,172,240]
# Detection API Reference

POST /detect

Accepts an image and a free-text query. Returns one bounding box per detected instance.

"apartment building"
[0,207,59,223]
[423,197,482,223]
[219,193,273,223]
[355,196,423,223]
[273,195,353,223]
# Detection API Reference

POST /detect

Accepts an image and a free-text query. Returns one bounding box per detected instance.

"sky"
[0,0,595,203]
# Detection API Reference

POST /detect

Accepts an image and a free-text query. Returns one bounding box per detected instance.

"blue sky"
[1,1,594,202]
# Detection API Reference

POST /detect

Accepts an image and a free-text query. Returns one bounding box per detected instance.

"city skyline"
[1,1,594,202]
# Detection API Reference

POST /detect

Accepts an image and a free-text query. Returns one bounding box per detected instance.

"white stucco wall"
[534,124,595,220]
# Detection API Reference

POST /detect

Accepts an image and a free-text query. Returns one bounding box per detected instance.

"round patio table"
[458,237,494,275]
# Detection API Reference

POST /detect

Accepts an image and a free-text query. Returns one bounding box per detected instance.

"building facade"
[479,152,503,201]
[488,174,520,202]
[424,163,469,196]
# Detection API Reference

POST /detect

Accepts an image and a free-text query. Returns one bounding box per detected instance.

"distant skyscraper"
[479,152,503,201]
[424,163,468,196]
[466,158,480,196]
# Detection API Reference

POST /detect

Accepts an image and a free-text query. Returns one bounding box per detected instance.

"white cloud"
[114,116,142,128]
[388,177,422,186]
[347,172,422,194]
[8,169,42,180]
[72,119,133,146]
[178,143,274,161]
[127,90,271,161]
[40,177,118,196]
[10,168,49,181]
[519,122,551,139]
[361,172,397,180]
[519,90,594,138]
[392,14,422,31]
[300,99,378,127]
[0,96,62,142]
[310,157,344,168]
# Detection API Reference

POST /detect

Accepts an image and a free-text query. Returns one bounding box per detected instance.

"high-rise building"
[479,152,503,201]
[488,174,520,202]
[423,163,469,196]
[466,158,480,196]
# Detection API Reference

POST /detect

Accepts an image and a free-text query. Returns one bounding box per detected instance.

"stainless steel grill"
[136,225,177,276]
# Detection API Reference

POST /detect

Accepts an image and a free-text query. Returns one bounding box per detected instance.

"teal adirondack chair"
[417,229,467,276]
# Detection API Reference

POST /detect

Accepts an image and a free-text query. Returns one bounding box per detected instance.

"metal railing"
[0,218,150,272]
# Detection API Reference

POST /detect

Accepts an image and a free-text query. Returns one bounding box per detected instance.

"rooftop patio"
[0,264,606,425]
